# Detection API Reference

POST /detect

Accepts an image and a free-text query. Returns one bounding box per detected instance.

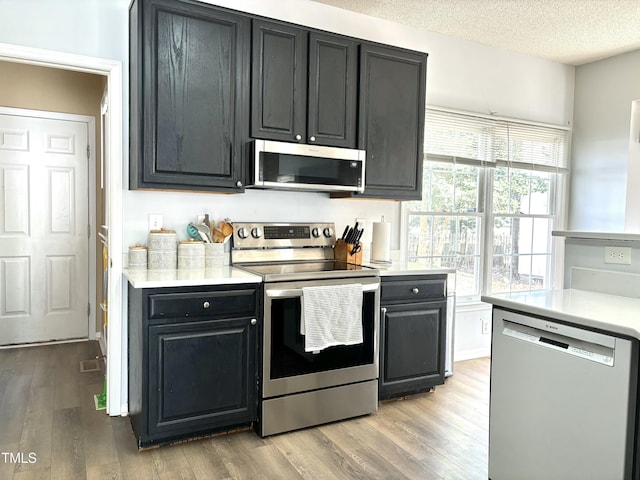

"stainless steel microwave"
[248,140,366,193]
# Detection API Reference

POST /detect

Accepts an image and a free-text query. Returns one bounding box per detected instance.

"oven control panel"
[233,222,336,249]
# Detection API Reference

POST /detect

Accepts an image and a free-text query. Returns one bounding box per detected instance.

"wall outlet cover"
[604,246,632,265]
[149,214,163,231]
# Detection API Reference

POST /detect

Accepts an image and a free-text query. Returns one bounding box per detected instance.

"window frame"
[402,107,570,305]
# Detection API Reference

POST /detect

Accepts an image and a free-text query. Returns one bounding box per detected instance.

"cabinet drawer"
[148,289,257,319]
[381,277,445,302]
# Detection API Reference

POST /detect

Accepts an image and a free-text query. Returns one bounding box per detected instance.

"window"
[405,108,569,302]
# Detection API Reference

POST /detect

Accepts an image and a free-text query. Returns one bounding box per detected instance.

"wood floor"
[0,341,490,480]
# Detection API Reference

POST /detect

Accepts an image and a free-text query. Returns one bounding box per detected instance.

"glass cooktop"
[236,260,378,282]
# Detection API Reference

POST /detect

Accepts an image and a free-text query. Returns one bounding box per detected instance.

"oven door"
[263,276,379,399]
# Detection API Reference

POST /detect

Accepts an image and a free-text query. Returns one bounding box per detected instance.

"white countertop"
[124,262,455,288]
[361,261,455,277]
[552,230,640,243]
[124,267,262,289]
[481,289,640,339]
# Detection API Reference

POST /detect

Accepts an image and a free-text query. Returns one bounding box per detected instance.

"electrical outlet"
[604,246,632,265]
[149,214,163,231]
[481,317,491,335]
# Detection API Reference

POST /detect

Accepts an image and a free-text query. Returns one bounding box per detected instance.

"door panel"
[308,32,357,147]
[0,113,89,345]
[147,317,255,435]
[251,20,307,142]
[358,44,427,199]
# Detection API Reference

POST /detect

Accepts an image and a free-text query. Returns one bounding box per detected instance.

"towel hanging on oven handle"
[266,282,379,298]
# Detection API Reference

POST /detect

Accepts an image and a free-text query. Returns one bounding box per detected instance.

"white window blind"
[425,107,569,173]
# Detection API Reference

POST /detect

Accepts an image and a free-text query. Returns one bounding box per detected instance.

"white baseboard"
[454,347,491,362]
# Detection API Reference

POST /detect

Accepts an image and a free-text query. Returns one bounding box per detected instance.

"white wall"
[563,238,640,286]
[569,49,640,231]
[625,100,640,232]
[454,304,492,361]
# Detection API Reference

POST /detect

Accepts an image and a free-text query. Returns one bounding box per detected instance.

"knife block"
[334,239,363,265]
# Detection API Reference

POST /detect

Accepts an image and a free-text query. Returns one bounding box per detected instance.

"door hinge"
[87,144,90,159]
[88,224,91,238]
[88,303,91,317]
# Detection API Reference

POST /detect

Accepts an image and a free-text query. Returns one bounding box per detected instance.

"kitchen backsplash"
[122,188,400,256]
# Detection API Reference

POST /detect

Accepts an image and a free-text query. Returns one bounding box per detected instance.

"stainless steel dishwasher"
[489,308,637,480]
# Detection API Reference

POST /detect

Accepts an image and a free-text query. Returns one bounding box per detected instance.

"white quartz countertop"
[481,289,640,339]
[124,267,262,289]
[361,262,455,277]
[552,230,640,243]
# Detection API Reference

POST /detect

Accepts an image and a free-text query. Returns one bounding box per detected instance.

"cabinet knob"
[236,180,243,188]
[203,301,211,309]
[251,318,257,325]
[411,287,420,294]
[295,134,302,141]
[309,136,316,142]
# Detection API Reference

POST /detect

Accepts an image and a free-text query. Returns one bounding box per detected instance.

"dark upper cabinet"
[307,32,358,148]
[130,0,250,191]
[130,0,426,196]
[251,20,358,148]
[356,43,427,200]
[251,20,307,143]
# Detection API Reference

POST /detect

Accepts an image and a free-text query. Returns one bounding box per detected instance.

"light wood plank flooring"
[0,341,489,479]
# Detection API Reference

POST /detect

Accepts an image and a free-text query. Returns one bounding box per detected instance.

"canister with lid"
[178,239,205,270]
[205,242,225,269]
[128,244,147,270]
[147,229,177,270]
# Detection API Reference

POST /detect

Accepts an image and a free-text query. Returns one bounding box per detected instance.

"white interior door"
[0,112,89,345]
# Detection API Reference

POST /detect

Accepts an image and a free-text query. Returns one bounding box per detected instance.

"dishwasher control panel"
[503,322,615,366]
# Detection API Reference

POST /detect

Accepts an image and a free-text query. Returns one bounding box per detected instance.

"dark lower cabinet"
[130,0,250,192]
[128,283,261,448]
[379,275,446,400]
[356,44,427,200]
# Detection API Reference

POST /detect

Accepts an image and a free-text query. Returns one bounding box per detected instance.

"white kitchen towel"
[301,283,364,352]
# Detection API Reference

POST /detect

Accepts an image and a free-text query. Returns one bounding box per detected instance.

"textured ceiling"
[310,0,640,65]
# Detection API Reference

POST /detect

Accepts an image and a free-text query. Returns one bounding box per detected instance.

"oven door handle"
[266,282,379,298]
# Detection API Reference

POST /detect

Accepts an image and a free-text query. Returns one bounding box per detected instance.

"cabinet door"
[132,0,249,191]
[379,300,446,399]
[358,44,427,200]
[147,316,256,436]
[251,20,307,142]
[307,32,358,148]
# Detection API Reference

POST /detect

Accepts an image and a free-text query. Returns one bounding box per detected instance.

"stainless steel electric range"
[231,222,380,437]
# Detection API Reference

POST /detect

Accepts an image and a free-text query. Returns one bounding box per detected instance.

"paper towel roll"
[371,221,391,263]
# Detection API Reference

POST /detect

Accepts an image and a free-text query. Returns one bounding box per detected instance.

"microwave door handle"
[266,283,379,298]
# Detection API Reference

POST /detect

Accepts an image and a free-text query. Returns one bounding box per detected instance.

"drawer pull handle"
[251,318,257,325]
[411,287,420,294]
[203,301,211,309]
